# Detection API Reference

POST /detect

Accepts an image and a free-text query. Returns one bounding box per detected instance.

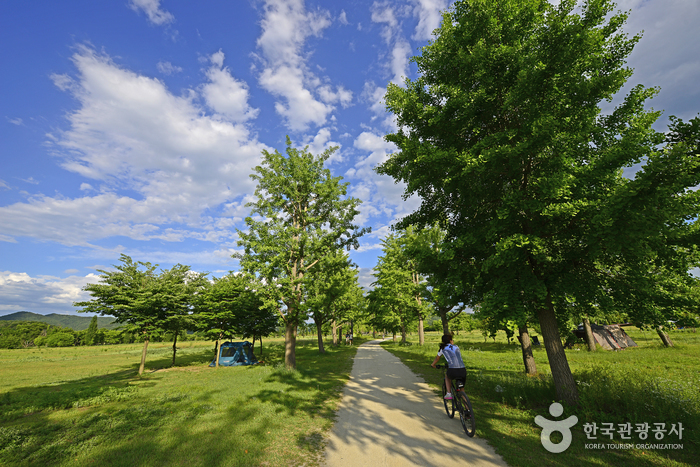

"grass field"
[0,337,361,467]
[2,330,698,466]
[381,328,699,467]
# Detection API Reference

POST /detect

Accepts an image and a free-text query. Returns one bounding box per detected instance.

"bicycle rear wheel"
[457,391,475,437]
[442,380,455,418]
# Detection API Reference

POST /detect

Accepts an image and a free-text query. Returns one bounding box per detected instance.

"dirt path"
[323,339,508,467]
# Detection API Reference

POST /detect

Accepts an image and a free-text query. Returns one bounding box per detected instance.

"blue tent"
[209,341,258,367]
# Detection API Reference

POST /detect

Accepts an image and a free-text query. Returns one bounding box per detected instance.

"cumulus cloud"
[255,0,351,131]
[339,10,349,26]
[0,45,266,246]
[303,127,344,164]
[157,61,182,75]
[346,131,420,230]
[0,271,98,314]
[129,0,174,26]
[201,50,259,122]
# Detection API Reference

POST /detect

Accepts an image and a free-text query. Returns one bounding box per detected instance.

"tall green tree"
[75,255,165,375]
[236,137,368,368]
[370,231,427,344]
[85,316,98,346]
[158,264,208,366]
[377,0,700,404]
[195,274,268,365]
[306,249,362,353]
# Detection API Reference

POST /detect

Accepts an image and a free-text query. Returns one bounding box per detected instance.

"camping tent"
[209,341,258,367]
[573,324,637,350]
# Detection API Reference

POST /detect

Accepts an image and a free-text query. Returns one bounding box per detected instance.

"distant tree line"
[0,316,209,350]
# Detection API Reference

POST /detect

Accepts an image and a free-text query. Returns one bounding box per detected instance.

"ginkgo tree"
[377,0,700,404]
[369,230,428,345]
[305,249,363,353]
[75,255,207,375]
[236,137,368,369]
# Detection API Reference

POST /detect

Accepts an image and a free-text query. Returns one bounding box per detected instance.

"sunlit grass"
[382,328,699,466]
[0,337,361,466]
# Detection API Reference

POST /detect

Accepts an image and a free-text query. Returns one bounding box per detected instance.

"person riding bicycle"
[431,334,466,400]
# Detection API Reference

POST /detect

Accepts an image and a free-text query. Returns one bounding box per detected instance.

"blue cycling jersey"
[437,343,465,369]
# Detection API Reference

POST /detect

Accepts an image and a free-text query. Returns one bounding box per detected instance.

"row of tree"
[76,137,369,373]
[0,317,202,349]
[371,0,700,405]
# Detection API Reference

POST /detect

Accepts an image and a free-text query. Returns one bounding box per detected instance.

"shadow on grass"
[382,339,698,467]
[0,383,269,467]
[0,339,360,467]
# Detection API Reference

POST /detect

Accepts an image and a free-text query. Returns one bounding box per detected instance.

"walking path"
[323,339,508,467]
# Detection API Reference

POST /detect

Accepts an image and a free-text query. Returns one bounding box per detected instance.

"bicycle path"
[323,339,508,467]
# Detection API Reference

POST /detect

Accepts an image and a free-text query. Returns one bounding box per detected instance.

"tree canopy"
[236,137,368,368]
[377,0,700,404]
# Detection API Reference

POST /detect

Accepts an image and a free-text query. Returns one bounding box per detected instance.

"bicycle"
[436,364,475,437]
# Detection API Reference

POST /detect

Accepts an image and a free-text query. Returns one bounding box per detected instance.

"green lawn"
[0,338,361,467]
[381,328,699,467]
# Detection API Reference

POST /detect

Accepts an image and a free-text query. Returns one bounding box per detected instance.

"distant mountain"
[0,311,120,331]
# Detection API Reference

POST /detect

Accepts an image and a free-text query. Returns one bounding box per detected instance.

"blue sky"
[1,0,699,316]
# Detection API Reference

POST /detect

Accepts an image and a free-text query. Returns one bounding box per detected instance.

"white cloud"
[356,267,376,290]
[346,131,420,227]
[0,45,266,247]
[411,0,448,41]
[0,271,98,314]
[0,179,10,190]
[370,2,411,85]
[318,84,353,108]
[304,127,344,164]
[201,50,259,122]
[157,61,182,75]
[129,0,174,26]
[339,10,349,26]
[7,117,24,125]
[256,0,351,131]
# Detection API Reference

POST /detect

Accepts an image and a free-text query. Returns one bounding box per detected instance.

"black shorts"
[446,367,467,384]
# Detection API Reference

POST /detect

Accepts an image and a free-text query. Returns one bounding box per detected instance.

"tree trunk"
[215,336,221,368]
[285,322,297,369]
[332,320,338,345]
[393,332,396,342]
[656,326,674,347]
[171,331,178,367]
[537,297,579,405]
[583,318,596,352]
[316,321,325,354]
[418,314,425,346]
[441,310,450,335]
[518,325,537,375]
[138,337,149,376]
[400,321,407,343]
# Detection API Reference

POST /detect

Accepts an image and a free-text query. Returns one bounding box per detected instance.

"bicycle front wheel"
[457,391,475,437]
[442,380,455,418]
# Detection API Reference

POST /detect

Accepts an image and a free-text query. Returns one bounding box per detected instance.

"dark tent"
[209,341,258,367]
[573,324,637,350]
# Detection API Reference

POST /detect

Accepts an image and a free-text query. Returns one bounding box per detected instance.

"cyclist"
[431,334,466,400]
